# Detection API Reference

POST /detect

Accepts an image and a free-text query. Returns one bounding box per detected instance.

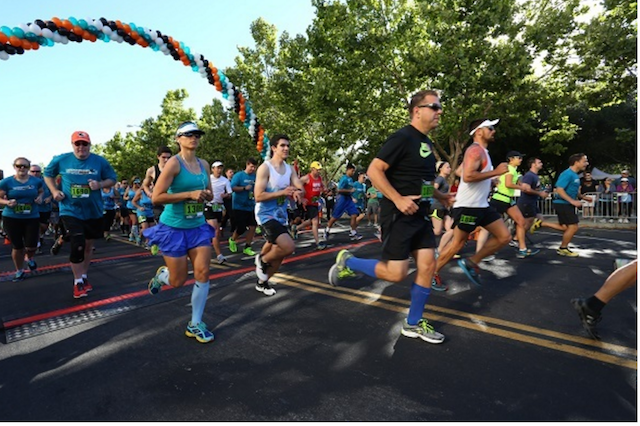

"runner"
[323,164,363,242]
[116,178,130,236]
[44,131,117,298]
[297,161,327,250]
[519,157,566,236]
[124,177,142,244]
[431,118,510,289]
[0,157,44,281]
[254,135,305,296]
[28,165,52,254]
[132,182,156,248]
[220,167,235,238]
[327,89,452,343]
[101,184,119,241]
[431,161,454,256]
[143,146,172,221]
[229,158,259,257]
[571,259,637,339]
[549,153,592,257]
[353,172,367,226]
[204,160,232,264]
[366,184,381,227]
[145,121,216,343]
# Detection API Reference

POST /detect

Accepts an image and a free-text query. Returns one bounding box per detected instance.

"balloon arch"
[0,17,270,158]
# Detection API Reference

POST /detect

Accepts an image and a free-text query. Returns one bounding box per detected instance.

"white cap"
[212,161,223,168]
[469,119,500,136]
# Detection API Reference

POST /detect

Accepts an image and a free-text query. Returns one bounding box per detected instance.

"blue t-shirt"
[231,171,256,211]
[353,181,366,208]
[102,188,117,211]
[39,180,53,213]
[0,176,43,219]
[126,189,137,210]
[337,174,354,200]
[44,152,117,220]
[518,171,541,205]
[553,168,580,204]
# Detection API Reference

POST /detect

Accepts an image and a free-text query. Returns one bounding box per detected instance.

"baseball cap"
[310,161,323,170]
[621,177,629,182]
[622,169,629,174]
[469,118,500,136]
[212,161,223,168]
[176,121,205,137]
[71,131,91,143]
[506,150,525,159]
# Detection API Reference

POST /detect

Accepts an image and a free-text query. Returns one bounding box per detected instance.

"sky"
[0,0,317,175]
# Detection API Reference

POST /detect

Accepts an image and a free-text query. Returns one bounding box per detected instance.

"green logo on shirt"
[420,143,432,158]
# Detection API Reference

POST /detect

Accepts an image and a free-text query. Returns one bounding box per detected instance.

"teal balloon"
[87,25,97,33]
[151,44,159,51]
[46,38,54,46]
[0,26,12,37]
[222,92,229,100]
[191,64,199,71]
[68,17,78,26]
[36,36,46,45]
[12,27,25,38]
[78,19,88,29]
[25,32,36,41]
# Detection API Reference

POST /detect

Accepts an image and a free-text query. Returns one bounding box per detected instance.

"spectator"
[615,178,634,223]
[597,178,614,222]
[450,177,460,194]
[579,171,598,218]
[614,169,636,188]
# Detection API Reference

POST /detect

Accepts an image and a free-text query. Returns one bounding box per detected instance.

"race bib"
[15,203,32,214]
[421,181,434,200]
[71,184,90,199]
[184,201,204,219]
[210,203,223,212]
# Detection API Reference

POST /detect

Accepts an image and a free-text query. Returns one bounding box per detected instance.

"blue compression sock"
[407,283,431,326]
[345,257,379,278]
[191,281,210,325]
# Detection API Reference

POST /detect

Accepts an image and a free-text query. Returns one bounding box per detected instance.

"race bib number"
[15,203,32,214]
[71,184,90,199]
[421,181,434,200]
[184,201,204,219]
[210,203,223,212]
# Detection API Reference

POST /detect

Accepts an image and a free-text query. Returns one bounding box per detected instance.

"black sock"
[586,296,606,314]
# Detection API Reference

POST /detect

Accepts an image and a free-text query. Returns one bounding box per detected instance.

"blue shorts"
[332,195,359,219]
[142,222,216,257]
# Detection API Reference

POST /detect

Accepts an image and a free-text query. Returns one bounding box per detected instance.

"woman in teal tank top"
[143,121,216,343]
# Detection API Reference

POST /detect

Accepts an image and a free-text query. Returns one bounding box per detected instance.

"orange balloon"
[0,33,8,44]
[213,74,220,82]
[172,40,180,49]
[82,30,92,40]
[181,57,190,66]
[61,20,73,30]
[9,36,21,47]
[115,20,122,28]
[72,25,83,35]
[123,24,131,33]
[89,34,97,42]
[31,41,39,50]
[51,17,62,27]
[21,39,31,50]
[211,67,218,74]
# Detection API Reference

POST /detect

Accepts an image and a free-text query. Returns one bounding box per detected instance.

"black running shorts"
[379,211,436,261]
[451,206,502,234]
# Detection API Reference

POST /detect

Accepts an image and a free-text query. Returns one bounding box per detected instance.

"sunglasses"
[418,103,443,112]
[14,164,29,169]
[29,169,41,173]
[179,132,202,138]
[74,141,90,147]
[486,126,495,131]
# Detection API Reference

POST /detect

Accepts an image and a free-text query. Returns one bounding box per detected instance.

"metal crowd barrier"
[532,191,636,223]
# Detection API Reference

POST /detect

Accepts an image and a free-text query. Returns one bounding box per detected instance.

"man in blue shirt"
[323,164,363,241]
[229,158,258,256]
[44,130,117,299]
[551,153,591,257]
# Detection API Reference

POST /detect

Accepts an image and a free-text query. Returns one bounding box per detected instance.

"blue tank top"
[102,188,116,210]
[137,191,154,218]
[160,156,208,229]
[126,189,137,210]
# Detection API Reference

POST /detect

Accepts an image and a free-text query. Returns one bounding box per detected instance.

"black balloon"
[35,19,46,28]
[58,28,69,36]
[108,21,117,31]
[100,18,108,26]
[46,21,58,31]
[116,28,126,37]
[15,46,24,54]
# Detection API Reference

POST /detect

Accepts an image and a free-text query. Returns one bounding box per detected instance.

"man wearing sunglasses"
[143,145,173,221]
[44,130,117,299]
[327,89,453,344]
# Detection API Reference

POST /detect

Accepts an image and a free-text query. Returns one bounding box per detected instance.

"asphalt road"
[0,223,636,421]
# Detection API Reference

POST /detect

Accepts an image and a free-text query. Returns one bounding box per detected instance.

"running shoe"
[291,224,298,240]
[530,218,543,234]
[148,266,169,295]
[508,239,519,248]
[482,255,496,262]
[82,278,93,292]
[255,254,269,281]
[105,234,112,242]
[328,249,356,286]
[322,227,330,241]
[316,241,327,250]
[217,254,227,264]
[12,271,25,282]
[349,232,363,241]
[73,282,88,299]
[243,246,257,256]
[400,319,445,344]
[185,321,215,343]
[228,238,238,253]
[50,240,62,255]
[129,233,135,242]
[27,259,37,272]
[516,248,540,259]
[431,273,447,292]
[35,247,43,255]
[255,226,262,235]
[557,247,579,257]
[570,298,601,340]
[255,280,276,296]
[458,258,482,286]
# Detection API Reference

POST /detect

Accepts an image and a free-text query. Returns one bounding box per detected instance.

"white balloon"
[60,36,69,45]
[52,32,61,43]
[102,26,112,35]
[155,37,164,46]
[0,51,9,60]
[29,23,42,36]
[41,28,53,39]
[19,23,29,33]
[226,82,233,89]
[109,32,118,41]
[94,20,103,31]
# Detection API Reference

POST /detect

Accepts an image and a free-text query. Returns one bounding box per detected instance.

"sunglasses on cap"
[178,132,202,138]
[417,103,443,112]
[74,141,90,147]
[14,164,29,169]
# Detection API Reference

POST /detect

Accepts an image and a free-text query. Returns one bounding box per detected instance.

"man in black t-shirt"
[327,89,452,344]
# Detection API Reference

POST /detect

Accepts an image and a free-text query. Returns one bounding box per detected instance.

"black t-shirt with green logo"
[376,125,436,216]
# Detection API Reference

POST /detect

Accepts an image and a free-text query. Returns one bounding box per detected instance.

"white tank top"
[255,161,292,225]
[453,144,493,208]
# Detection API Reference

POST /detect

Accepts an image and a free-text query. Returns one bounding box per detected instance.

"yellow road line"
[271,274,637,370]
